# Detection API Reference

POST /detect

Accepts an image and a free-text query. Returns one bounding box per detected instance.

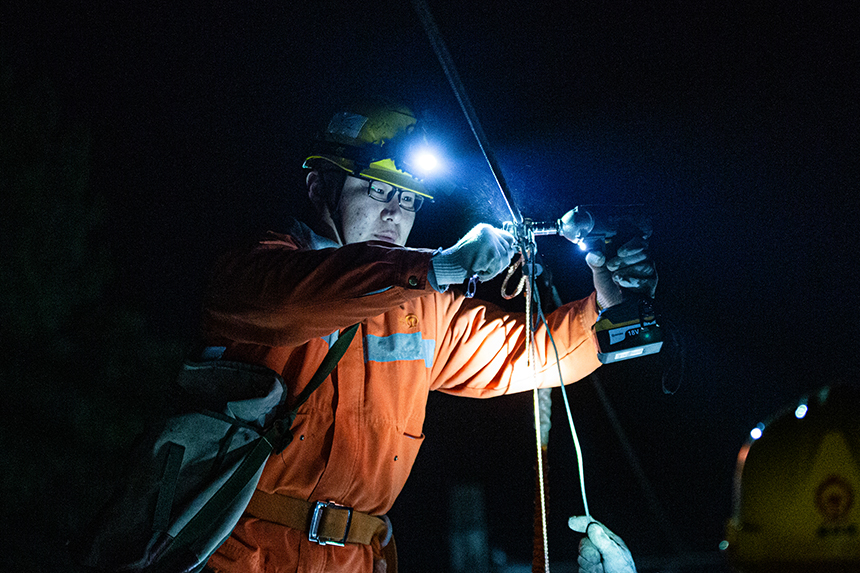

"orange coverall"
[203,223,602,573]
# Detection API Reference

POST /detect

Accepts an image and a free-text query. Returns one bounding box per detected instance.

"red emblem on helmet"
[815,475,854,522]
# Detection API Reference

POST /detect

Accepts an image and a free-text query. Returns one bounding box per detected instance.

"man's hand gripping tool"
[505,205,663,364]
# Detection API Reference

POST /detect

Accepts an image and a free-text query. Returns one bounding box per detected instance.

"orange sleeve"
[429,291,602,397]
[202,232,437,347]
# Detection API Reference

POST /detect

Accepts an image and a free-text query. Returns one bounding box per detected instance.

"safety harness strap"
[292,323,360,410]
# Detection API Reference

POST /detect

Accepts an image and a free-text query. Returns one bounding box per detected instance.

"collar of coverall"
[286,218,341,251]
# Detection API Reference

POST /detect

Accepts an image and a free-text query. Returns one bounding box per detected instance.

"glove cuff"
[426,263,448,293]
[430,250,469,286]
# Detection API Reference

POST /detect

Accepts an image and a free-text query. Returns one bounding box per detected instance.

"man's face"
[337,176,416,246]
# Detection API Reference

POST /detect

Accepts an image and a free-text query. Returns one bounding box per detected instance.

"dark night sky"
[4,0,859,570]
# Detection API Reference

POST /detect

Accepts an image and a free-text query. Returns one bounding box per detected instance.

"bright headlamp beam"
[413,151,439,173]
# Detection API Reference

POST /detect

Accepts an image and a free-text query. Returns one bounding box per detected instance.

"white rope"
[537,298,592,520]
[560,372,591,519]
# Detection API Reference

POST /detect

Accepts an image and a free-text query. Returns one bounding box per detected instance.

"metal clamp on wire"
[308,501,353,546]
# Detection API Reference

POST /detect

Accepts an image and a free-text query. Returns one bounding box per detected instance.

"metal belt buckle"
[308,501,353,546]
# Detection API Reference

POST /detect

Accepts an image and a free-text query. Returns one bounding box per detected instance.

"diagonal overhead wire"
[410,0,522,225]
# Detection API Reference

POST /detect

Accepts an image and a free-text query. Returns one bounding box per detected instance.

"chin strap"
[329,209,345,246]
[320,169,348,245]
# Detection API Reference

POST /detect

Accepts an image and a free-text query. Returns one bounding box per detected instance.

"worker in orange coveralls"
[203,98,658,573]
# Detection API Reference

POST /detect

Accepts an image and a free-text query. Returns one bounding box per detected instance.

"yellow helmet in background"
[723,383,860,573]
[303,98,435,200]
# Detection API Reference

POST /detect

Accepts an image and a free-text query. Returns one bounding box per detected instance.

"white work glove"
[430,224,516,287]
[568,516,637,573]
[586,235,657,309]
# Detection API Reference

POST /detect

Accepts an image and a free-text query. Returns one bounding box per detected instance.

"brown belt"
[245,489,390,547]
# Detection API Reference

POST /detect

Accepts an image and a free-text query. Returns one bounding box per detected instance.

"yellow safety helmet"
[723,383,860,573]
[303,98,435,200]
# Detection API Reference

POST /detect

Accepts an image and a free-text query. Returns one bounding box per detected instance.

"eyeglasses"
[364,179,425,212]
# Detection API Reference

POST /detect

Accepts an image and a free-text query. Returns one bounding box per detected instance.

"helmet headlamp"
[303,99,440,201]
